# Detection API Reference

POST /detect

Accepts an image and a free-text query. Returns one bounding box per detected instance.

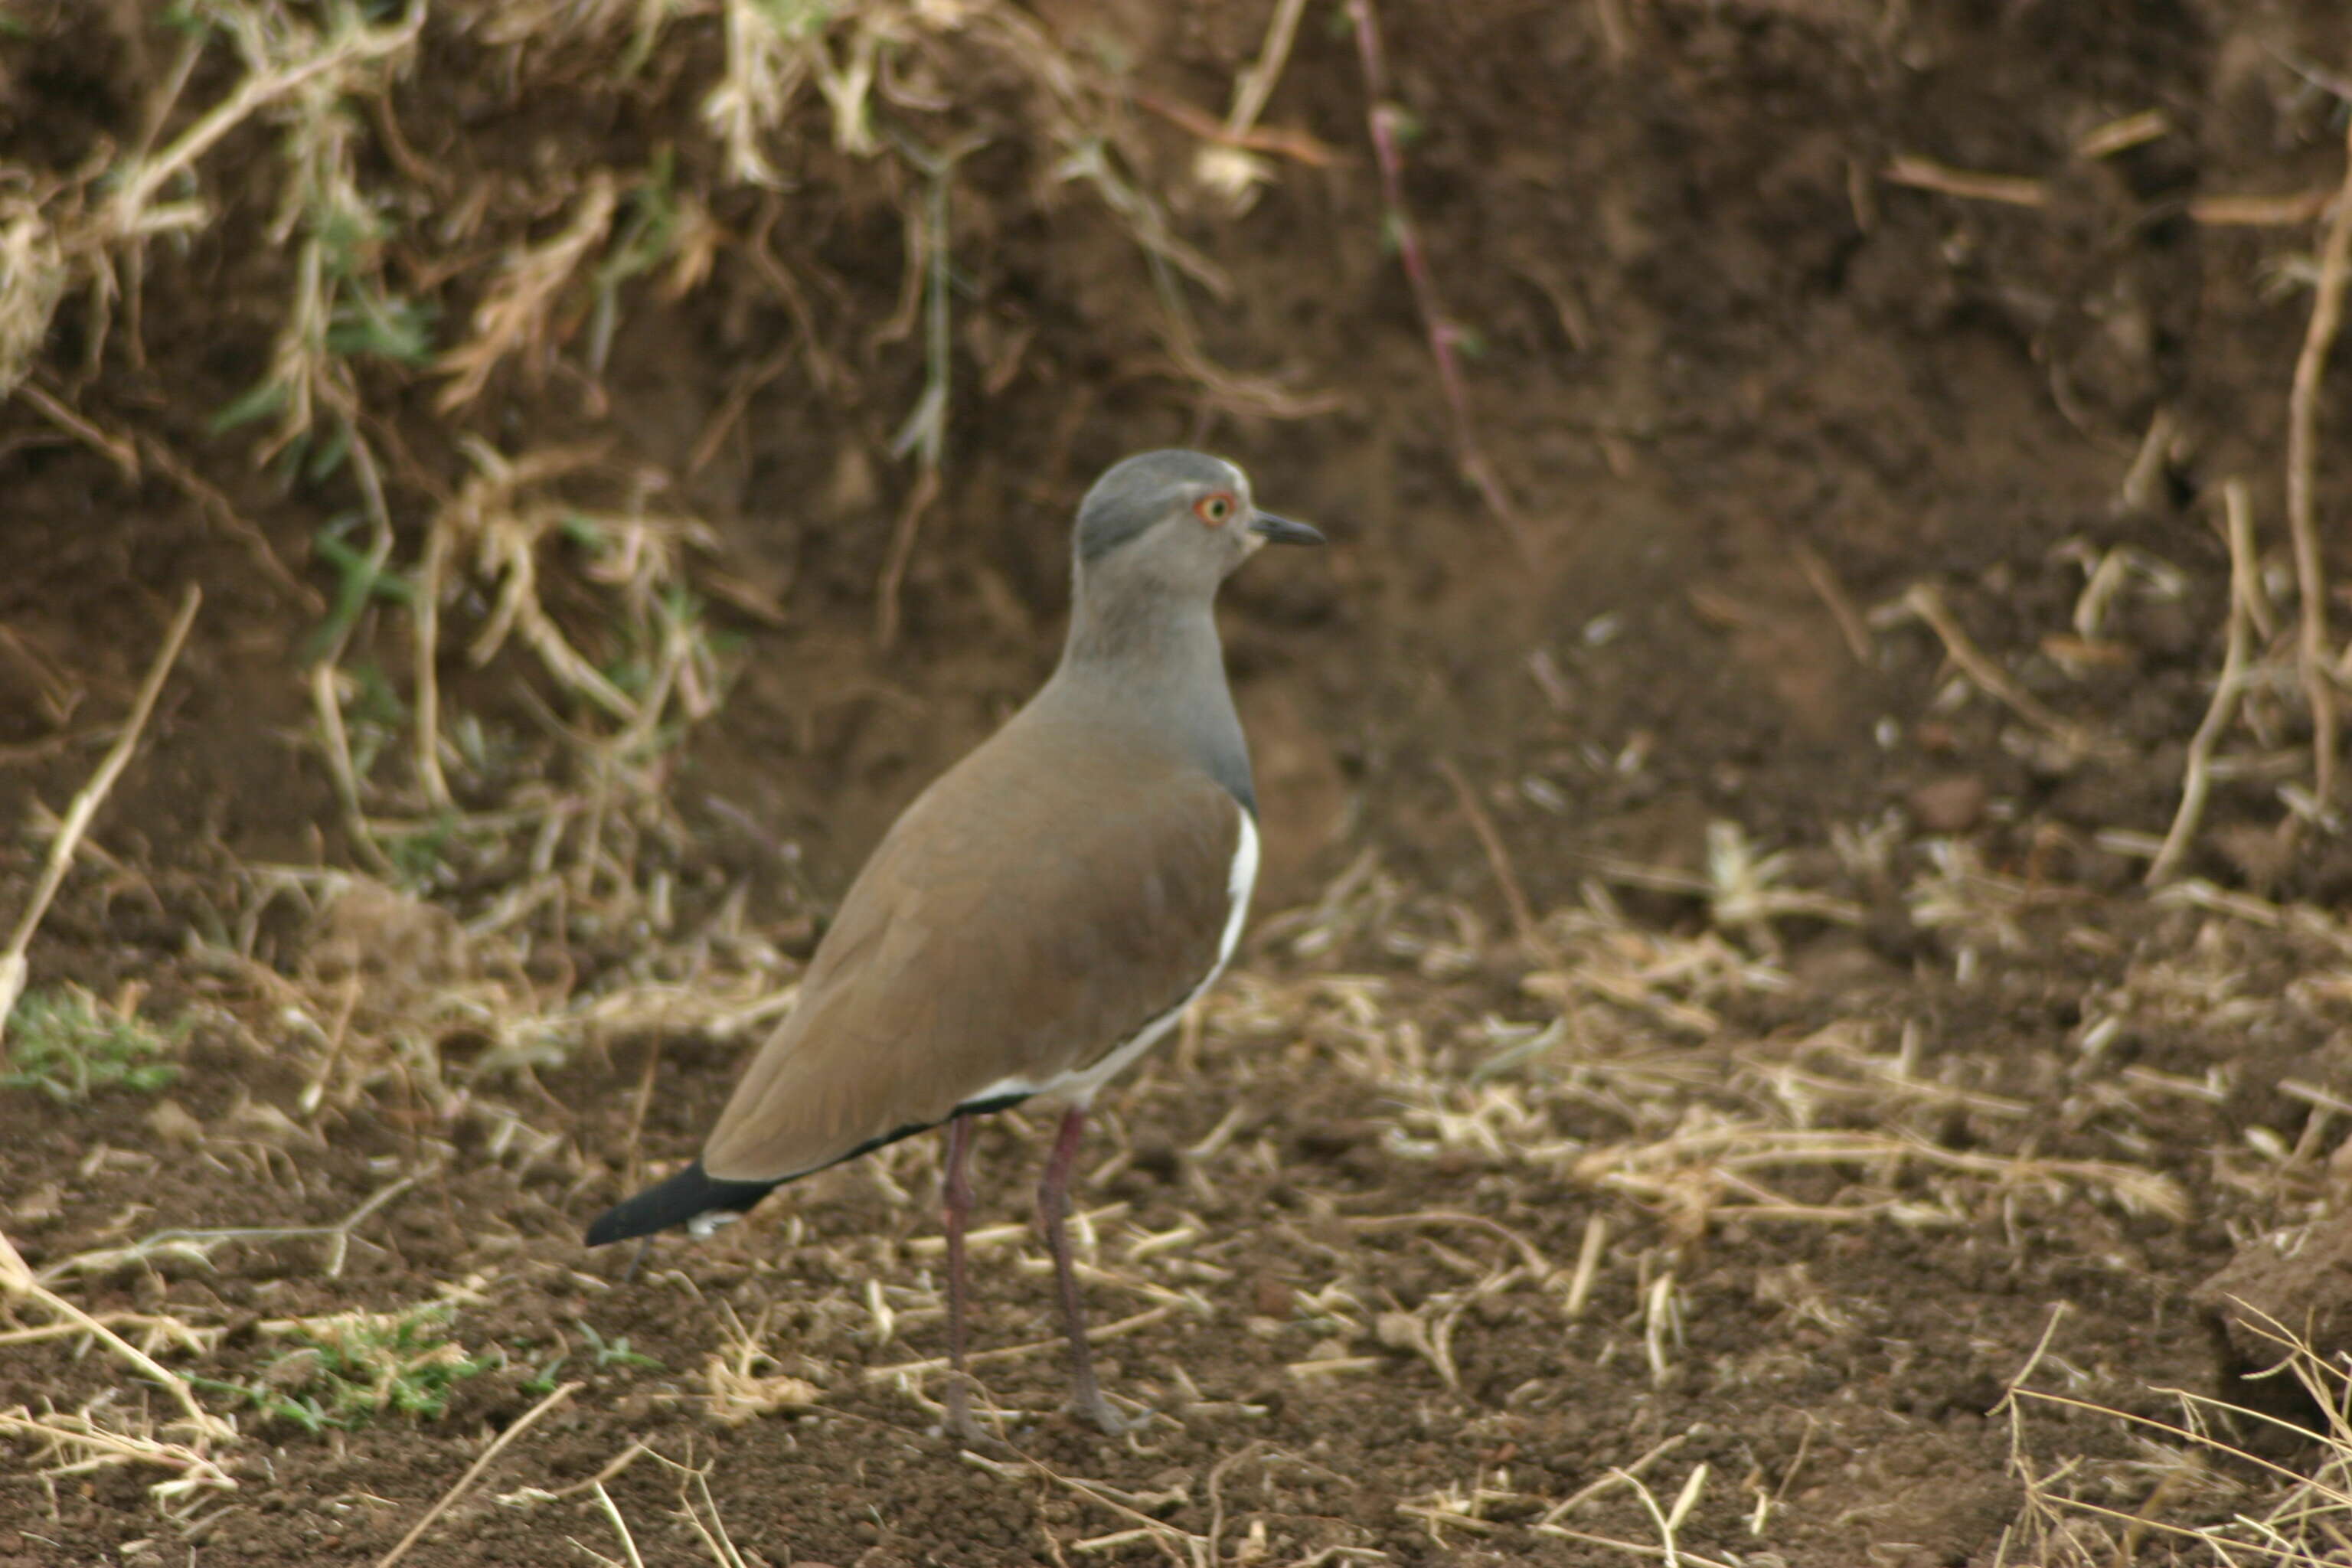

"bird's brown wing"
[701,717,1244,1184]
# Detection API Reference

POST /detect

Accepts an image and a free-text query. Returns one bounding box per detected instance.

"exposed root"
[2285,119,2352,812]
[2149,482,2259,884]
[1886,582,2121,760]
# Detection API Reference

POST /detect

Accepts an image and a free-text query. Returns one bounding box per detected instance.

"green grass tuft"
[2,989,183,1102]
[580,1323,666,1372]
[515,1325,668,1396]
[218,1304,491,1432]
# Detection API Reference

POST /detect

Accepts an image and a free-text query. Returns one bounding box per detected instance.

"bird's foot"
[944,1379,990,1448]
[1076,1391,1151,1437]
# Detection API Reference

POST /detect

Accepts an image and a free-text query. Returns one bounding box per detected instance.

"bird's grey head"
[1072,449,1322,594]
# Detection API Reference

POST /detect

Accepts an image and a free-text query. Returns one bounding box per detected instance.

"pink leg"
[941,1114,984,1444]
[1037,1104,1132,1432]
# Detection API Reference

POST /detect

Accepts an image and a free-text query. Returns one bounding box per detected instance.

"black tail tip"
[585,1159,779,1246]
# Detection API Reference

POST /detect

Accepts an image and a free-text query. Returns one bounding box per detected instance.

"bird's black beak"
[1249,511,1325,547]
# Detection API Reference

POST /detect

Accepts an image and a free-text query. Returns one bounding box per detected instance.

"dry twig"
[0,1404,237,1511]
[42,1175,421,1284]
[1883,154,2048,209]
[1183,0,1319,212]
[1885,152,2334,228]
[1437,757,1545,956]
[0,585,200,1049]
[2149,482,2258,884]
[1793,542,1873,665]
[2286,119,2352,809]
[876,137,966,649]
[1891,583,2118,759]
[15,377,140,479]
[0,1228,234,1446]
[371,1380,582,1568]
[436,175,621,412]
[101,5,423,237]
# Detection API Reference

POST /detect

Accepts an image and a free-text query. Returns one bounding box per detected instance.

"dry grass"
[0,0,1361,1136]
[8,675,2352,1556]
[21,807,2314,1553]
[0,0,1344,970]
[1885,115,2352,866]
[2001,1308,2352,1566]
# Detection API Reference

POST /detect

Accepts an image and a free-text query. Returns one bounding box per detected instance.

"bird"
[585,449,1324,1440]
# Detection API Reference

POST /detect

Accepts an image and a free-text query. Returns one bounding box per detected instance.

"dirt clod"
[2197,1214,2352,1390]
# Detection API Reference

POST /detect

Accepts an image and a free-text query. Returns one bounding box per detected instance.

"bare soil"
[7,3,2352,1566]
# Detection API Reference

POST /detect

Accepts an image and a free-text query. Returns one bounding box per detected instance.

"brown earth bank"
[6,2,2352,1564]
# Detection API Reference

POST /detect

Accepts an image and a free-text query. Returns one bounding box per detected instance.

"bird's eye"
[1196,493,1235,526]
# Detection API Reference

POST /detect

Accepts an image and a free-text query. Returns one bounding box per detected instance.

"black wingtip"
[584,1159,779,1246]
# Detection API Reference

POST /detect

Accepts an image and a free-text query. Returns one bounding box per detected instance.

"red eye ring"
[1195,492,1236,527]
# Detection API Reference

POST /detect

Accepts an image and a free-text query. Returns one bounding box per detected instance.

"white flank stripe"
[1219,812,1259,968]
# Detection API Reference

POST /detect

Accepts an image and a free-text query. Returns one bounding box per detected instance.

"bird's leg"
[1037,1103,1133,1433]
[941,1113,985,1445]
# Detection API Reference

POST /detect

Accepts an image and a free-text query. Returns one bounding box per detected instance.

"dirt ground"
[8,2,2352,1564]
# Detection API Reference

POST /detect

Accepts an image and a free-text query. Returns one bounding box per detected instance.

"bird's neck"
[1044,577,1255,808]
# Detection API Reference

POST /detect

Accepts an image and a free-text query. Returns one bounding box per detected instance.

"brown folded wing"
[701,714,1243,1184]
